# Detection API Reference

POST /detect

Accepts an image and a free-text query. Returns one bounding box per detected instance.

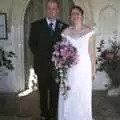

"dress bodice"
[61,30,95,61]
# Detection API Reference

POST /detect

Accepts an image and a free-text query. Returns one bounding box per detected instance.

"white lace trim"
[61,26,95,40]
[62,30,95,41]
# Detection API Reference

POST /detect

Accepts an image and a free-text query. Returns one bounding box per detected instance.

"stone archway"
[11,0,93,92]
[24,0,45,89]
[24,0,75,89]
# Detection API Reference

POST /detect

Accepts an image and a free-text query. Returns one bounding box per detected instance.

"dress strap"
[87,30,95,37]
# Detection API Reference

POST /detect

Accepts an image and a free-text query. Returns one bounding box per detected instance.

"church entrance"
[24,0,74,89]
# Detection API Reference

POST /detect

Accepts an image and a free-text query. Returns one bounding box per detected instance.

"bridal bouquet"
[52,40,78,98]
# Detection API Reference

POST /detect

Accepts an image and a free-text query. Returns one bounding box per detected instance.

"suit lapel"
[43,18,50,30]
[55,20,60,35]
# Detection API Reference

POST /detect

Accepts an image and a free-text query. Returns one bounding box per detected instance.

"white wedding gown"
[58,29,95,120]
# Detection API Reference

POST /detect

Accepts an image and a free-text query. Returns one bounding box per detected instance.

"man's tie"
[49,22,54,36]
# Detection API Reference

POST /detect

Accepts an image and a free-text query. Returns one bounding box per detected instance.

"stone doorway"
[24,0,74,89]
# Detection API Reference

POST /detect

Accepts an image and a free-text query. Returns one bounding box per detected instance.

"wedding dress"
[58,27,95,120]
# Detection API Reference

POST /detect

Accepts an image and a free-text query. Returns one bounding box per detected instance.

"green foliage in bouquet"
[0,47,16,71]
[97,40,120,88]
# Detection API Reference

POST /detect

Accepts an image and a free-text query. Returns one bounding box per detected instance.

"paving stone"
[0,90,120,120]
[106,117,120,120]
[0,116,32,120]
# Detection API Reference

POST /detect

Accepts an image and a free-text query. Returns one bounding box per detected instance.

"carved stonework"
[8,0,120,91]
[99,5,118,35]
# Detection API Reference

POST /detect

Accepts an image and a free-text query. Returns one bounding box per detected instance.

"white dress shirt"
[46,17,56,31]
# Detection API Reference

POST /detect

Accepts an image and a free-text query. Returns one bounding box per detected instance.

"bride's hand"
[92,72,96,80]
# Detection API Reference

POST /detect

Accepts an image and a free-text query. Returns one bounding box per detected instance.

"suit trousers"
[37,71,59,119]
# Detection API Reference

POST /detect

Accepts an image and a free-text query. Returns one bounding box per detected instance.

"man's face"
[46,2,59,20]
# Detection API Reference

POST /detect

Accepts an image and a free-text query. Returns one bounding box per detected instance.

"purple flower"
[51,40,79,97]
[52,40,78,69]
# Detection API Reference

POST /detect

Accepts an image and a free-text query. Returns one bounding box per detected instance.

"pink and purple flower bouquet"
[52,40,78,97]
[52,40,78,69]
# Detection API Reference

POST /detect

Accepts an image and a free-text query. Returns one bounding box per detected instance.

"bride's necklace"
[70,25,86,37]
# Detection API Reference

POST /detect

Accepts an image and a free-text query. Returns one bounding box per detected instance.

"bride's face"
[70,8,83,25]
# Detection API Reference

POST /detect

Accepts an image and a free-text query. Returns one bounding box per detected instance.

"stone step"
[0,116,32,120]
[106,117,120,120]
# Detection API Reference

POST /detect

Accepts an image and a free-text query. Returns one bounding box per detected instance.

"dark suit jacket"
[29,18,68,83]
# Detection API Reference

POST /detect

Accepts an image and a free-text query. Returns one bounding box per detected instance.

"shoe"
[48,118,55,120]
[40,116,48,120]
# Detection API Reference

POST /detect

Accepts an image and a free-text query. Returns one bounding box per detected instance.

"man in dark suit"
[29,0,68,120]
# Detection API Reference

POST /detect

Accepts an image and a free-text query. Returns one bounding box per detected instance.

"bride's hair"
[69,6,84,16]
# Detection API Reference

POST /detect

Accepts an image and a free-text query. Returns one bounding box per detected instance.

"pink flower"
[51,40,79,97]
[52,40,78,69]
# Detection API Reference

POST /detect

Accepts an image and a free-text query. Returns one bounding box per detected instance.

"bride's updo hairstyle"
[69,5,84,16]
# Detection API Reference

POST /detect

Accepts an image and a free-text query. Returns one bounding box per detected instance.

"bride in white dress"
[58,6,96,120]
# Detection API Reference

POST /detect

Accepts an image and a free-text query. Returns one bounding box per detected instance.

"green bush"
[97,40,120,88]
[0,47,16,71]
